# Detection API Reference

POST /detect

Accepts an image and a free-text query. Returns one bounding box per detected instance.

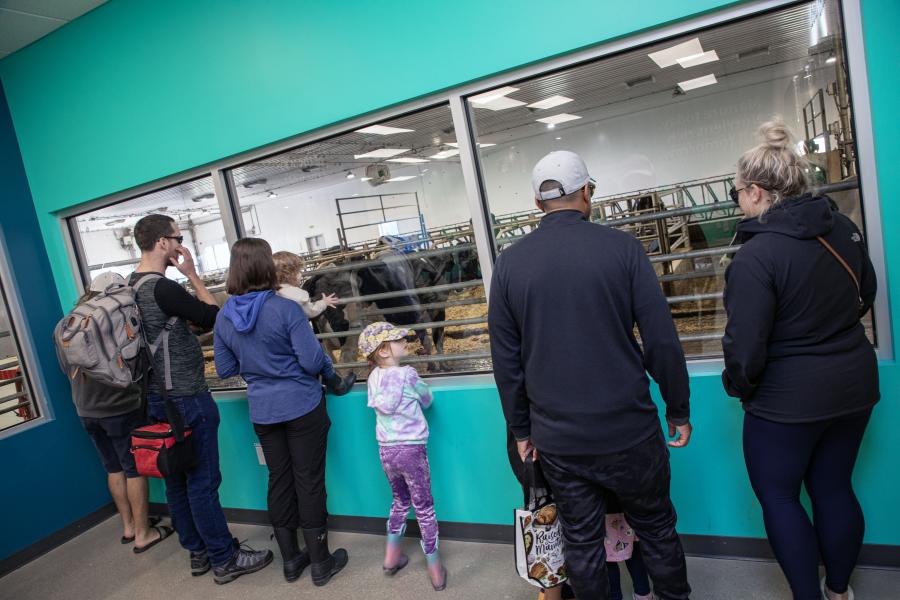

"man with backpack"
[128,214,273,584]
[57,271,173,553]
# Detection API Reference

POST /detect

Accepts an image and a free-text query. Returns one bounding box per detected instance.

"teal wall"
[195,384,522,526]
[0,0,898,553]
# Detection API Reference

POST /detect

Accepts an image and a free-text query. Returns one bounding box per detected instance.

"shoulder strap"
[132,272,185,439]
[131,272,162,293]
[816,235,863,308]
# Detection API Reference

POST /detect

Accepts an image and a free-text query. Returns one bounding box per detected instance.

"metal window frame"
[56,0,891,374]
[0,228,54,440]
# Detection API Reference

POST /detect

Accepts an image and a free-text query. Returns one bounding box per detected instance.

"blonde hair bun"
[758,119,793,150]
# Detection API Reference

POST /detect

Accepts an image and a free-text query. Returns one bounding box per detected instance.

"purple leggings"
[379,444,439,553]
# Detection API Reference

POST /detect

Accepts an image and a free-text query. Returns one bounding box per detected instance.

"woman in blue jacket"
[723,121,878,600]
[214,238,353,587]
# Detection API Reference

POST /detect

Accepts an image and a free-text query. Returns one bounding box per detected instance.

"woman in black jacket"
[722,120,878,600]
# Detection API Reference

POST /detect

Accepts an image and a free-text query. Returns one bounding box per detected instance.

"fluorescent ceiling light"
[648,37,704,68]
[360,177,372,181]
[472,96,526,111]
[387,176,417,182]
[536,113,582,125]
[430,149,460,159]
[676,50,719,68]
[355,125,414,135]
[446,142,496,148]
[527,95,574,110]
[387,157,429,164]
[469,86,519,104]
[353,148,409,159]
[677,73,718,92]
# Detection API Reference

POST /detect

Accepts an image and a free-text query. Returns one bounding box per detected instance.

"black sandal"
[133,525,174,554]
[121,516,162,544]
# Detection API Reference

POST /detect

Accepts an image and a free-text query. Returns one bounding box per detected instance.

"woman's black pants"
[253,400,331,530]
[743,407,873,600]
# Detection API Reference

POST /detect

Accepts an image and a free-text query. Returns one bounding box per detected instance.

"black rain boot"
[301,526,348,586]
[273,527,310,582]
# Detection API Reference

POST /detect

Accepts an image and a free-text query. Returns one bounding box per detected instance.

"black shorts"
[80,408,147,478]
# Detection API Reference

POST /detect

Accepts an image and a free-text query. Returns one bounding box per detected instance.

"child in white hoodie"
[272,251,338,318]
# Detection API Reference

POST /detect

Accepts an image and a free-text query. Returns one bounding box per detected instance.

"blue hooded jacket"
[214,291,336,424]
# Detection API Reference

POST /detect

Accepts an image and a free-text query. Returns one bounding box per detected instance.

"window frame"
[0,229,54,440]
[55,0,890,377]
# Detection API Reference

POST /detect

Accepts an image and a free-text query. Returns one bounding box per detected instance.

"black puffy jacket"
[721,194,879,422]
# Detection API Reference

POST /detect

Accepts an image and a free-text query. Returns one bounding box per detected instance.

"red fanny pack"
[131,422,196,478]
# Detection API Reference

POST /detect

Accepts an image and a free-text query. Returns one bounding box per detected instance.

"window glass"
[468,0,870,357]
[0,266,39,432]
[228,104,489,379]
[70,176,234,388]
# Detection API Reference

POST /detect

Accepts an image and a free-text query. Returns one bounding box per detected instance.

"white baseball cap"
[531,151,595,201]
[89,271,126,292]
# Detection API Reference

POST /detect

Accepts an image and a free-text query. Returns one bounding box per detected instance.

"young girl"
[358,321,447,591]
[605,496,655,600]
[272,250,339,318]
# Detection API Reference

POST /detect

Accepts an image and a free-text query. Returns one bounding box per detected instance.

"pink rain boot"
[383,523,408,576]
[423,538,447,591]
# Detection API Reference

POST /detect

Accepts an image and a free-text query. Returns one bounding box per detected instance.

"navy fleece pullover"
[489,209,690,456]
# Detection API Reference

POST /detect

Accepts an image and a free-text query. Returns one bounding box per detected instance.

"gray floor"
[1,517,898,599]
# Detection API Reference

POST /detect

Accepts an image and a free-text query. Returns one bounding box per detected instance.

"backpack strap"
[816,235,863,310]
[132,273,187,441]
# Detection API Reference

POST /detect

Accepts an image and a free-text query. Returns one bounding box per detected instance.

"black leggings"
[743,408,872,600]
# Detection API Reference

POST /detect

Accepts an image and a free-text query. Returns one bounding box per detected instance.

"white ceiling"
[0,0,107,60]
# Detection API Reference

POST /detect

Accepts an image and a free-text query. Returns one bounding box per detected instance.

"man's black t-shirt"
[129,272,218,396]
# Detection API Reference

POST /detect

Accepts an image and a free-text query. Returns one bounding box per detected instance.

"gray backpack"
[54,274,176,389]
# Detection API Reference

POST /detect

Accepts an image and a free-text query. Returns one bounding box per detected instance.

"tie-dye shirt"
[367,365,433,445]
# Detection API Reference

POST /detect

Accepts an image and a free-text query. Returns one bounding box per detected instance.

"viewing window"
[467,0,870,357]
[69,176,233,388]
[227,104,489,379]
[0,262,40,433]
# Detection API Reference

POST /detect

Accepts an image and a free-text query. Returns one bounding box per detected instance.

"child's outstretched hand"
[322,293,339,308]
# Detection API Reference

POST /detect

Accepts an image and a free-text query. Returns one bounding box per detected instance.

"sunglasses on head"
[163,235,184,244]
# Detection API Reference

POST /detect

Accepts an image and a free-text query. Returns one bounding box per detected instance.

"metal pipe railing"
[302,243,477,278]
[677,333,724,343]
[359,296,485,317]
[333,279,483,306]
[333,351,493,371]
[316,316,487,341]
[649,246,741,264]
[0,399,34,417]
[600,202,737,227]
[667,292,723,304]
[658,269,727,284]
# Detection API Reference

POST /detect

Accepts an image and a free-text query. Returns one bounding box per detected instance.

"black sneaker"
[190,550,211,576]
[212,539,274,585]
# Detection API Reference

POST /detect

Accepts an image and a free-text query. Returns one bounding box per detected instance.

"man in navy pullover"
[489,151,692,600]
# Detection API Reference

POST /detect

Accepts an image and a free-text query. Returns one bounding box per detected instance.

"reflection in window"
[0,267,39,433]
[70,177,233,388]
[228,104,489,379]
[469,0,867,357]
